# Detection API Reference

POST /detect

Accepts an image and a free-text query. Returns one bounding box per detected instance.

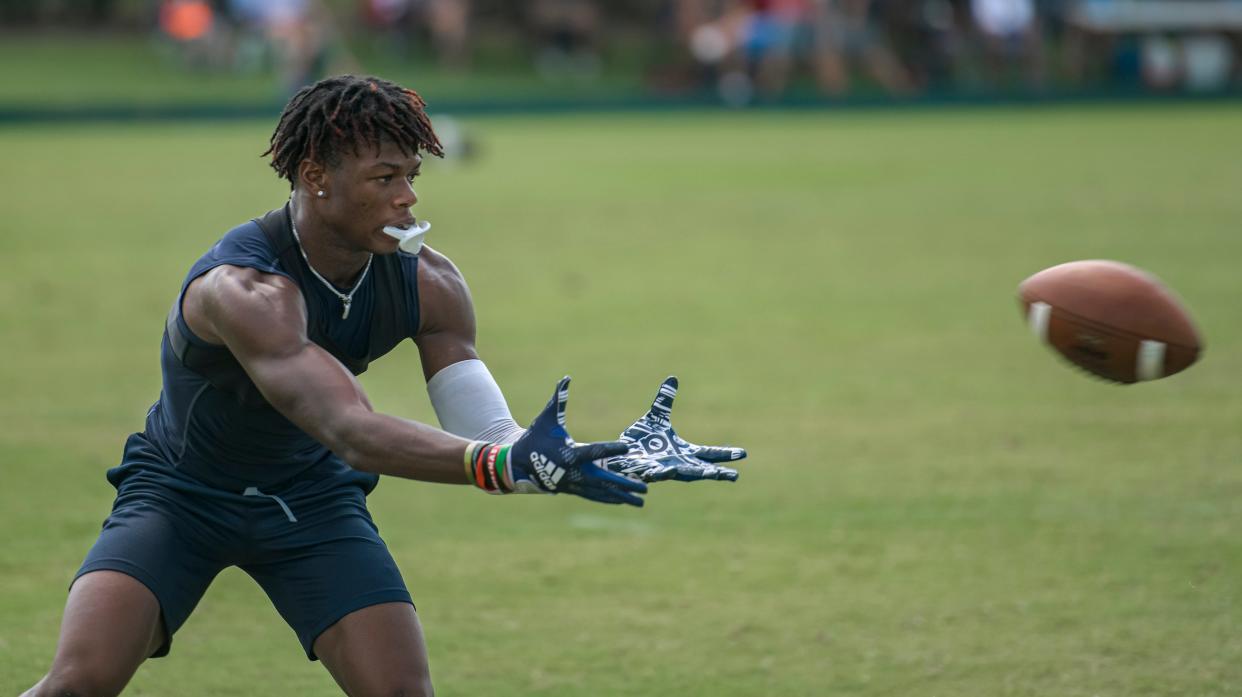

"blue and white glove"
[505,377,650,507]
[601,377,747,483]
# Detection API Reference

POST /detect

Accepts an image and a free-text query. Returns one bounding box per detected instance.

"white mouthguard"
[382,220,431,255]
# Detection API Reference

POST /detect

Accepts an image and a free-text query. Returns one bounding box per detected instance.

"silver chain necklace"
[289,216,373,320]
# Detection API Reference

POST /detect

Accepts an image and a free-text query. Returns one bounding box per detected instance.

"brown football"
[1018,260,1202,383]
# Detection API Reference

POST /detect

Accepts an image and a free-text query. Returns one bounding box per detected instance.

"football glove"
[601,376,747,483]
[506,377,650,507]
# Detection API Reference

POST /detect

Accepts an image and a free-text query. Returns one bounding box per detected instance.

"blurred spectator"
[875,0,965,90]
[677,1,752,103]
[735,0,813,97]
[363,0,411,26]
[226,0,349,95]
[1061,0,1108,85]
[1063,0,1242,92]
[360,0,411,32]
[161,0,213,42]
[18,0,1242,101]
[680,0,914,103]
[158,0,230,69]
[1181,34,1234,91]
[424,0,472,69]
[259,0,326,93]
[530,0,602,81]
[812,0,915,95]
[358,0,470,67]
[681,0,750,93]
[969,0,1045,88]
[358,0,416,58]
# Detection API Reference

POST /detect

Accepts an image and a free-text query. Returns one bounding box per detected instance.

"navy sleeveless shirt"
[129,205,421,492]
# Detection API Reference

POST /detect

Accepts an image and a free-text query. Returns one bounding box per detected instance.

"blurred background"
[4,0,1242,114]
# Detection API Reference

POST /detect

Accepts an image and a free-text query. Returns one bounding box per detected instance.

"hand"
[508,377,649,507]
[602,377,747,483]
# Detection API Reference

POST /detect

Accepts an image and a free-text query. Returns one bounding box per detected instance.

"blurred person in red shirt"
[158,0,230,69]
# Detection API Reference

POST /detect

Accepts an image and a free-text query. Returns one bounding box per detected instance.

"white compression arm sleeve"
[426,359,525,444]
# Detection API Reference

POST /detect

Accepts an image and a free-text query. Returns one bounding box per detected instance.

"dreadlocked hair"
[264,75,444,186]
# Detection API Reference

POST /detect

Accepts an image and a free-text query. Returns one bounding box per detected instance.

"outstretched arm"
[184,262,646,505]
[186,264,473,483]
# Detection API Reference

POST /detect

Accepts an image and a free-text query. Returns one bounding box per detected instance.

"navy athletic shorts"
[75,434,412,660]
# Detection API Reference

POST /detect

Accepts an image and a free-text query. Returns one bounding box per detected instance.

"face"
[305,138,423,254]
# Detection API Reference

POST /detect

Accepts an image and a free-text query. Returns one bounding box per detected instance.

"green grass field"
[2,106,1241,696]
[0,34,645,108]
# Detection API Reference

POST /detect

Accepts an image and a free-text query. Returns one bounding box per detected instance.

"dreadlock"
[264,75,444,186]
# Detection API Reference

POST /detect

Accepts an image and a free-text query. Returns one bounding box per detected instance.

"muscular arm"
[414,247,525,443]
[183,265,472,484]
[412,246,480,379]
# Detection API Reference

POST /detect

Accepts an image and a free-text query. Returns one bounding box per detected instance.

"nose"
[396,181,417,208]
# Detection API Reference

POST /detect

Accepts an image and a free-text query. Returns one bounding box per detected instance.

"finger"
[589,485,646,508]
[641,465,678,483]
[570,481,645,507]
[604,456,673,483]
[669,464,738,483]
[582,462,649,494]
[554,376,570,428]
[612,489,645,507]
[645,376,678,424]
[620,421,657,444]
[573,440,630,463]
[692,446,747,463]
[601,456,669,483]
[531,376,571,432]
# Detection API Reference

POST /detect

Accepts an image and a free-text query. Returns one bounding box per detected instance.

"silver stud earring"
[317,190,325,198]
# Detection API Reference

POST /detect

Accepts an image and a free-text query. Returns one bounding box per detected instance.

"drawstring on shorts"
[243,486,298,523]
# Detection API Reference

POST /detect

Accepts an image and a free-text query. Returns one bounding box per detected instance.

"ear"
[297,158,328,196]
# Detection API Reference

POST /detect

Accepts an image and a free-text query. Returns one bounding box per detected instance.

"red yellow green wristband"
[465,441,512,494]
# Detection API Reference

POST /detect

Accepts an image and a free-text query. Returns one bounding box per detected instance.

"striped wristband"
[464,441,512,494]
[464,441,485,483]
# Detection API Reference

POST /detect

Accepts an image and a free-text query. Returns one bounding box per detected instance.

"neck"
[290,193,372,288]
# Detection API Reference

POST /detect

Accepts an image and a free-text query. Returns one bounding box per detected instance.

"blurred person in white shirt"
[971,0,1045,87]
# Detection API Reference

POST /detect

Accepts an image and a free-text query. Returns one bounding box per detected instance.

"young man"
[23,75,744,697]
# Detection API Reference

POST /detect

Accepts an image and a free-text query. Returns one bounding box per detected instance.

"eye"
[406,172,420,183]
[377,175,393,184]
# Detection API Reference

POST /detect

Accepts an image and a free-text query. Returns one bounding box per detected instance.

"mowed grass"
[0,35,644,108]
[1,106,1241,696]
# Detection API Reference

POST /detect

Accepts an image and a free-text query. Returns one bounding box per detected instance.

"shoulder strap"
[254,203,294,254]
[253,203,324,335]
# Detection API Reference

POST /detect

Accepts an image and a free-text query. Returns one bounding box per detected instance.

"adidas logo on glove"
[530,452,565,490]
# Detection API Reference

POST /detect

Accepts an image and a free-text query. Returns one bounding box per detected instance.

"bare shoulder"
[415,245,469,300]
[184,265,305,347]
[415,245,474,335]
[412,245,479,378]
